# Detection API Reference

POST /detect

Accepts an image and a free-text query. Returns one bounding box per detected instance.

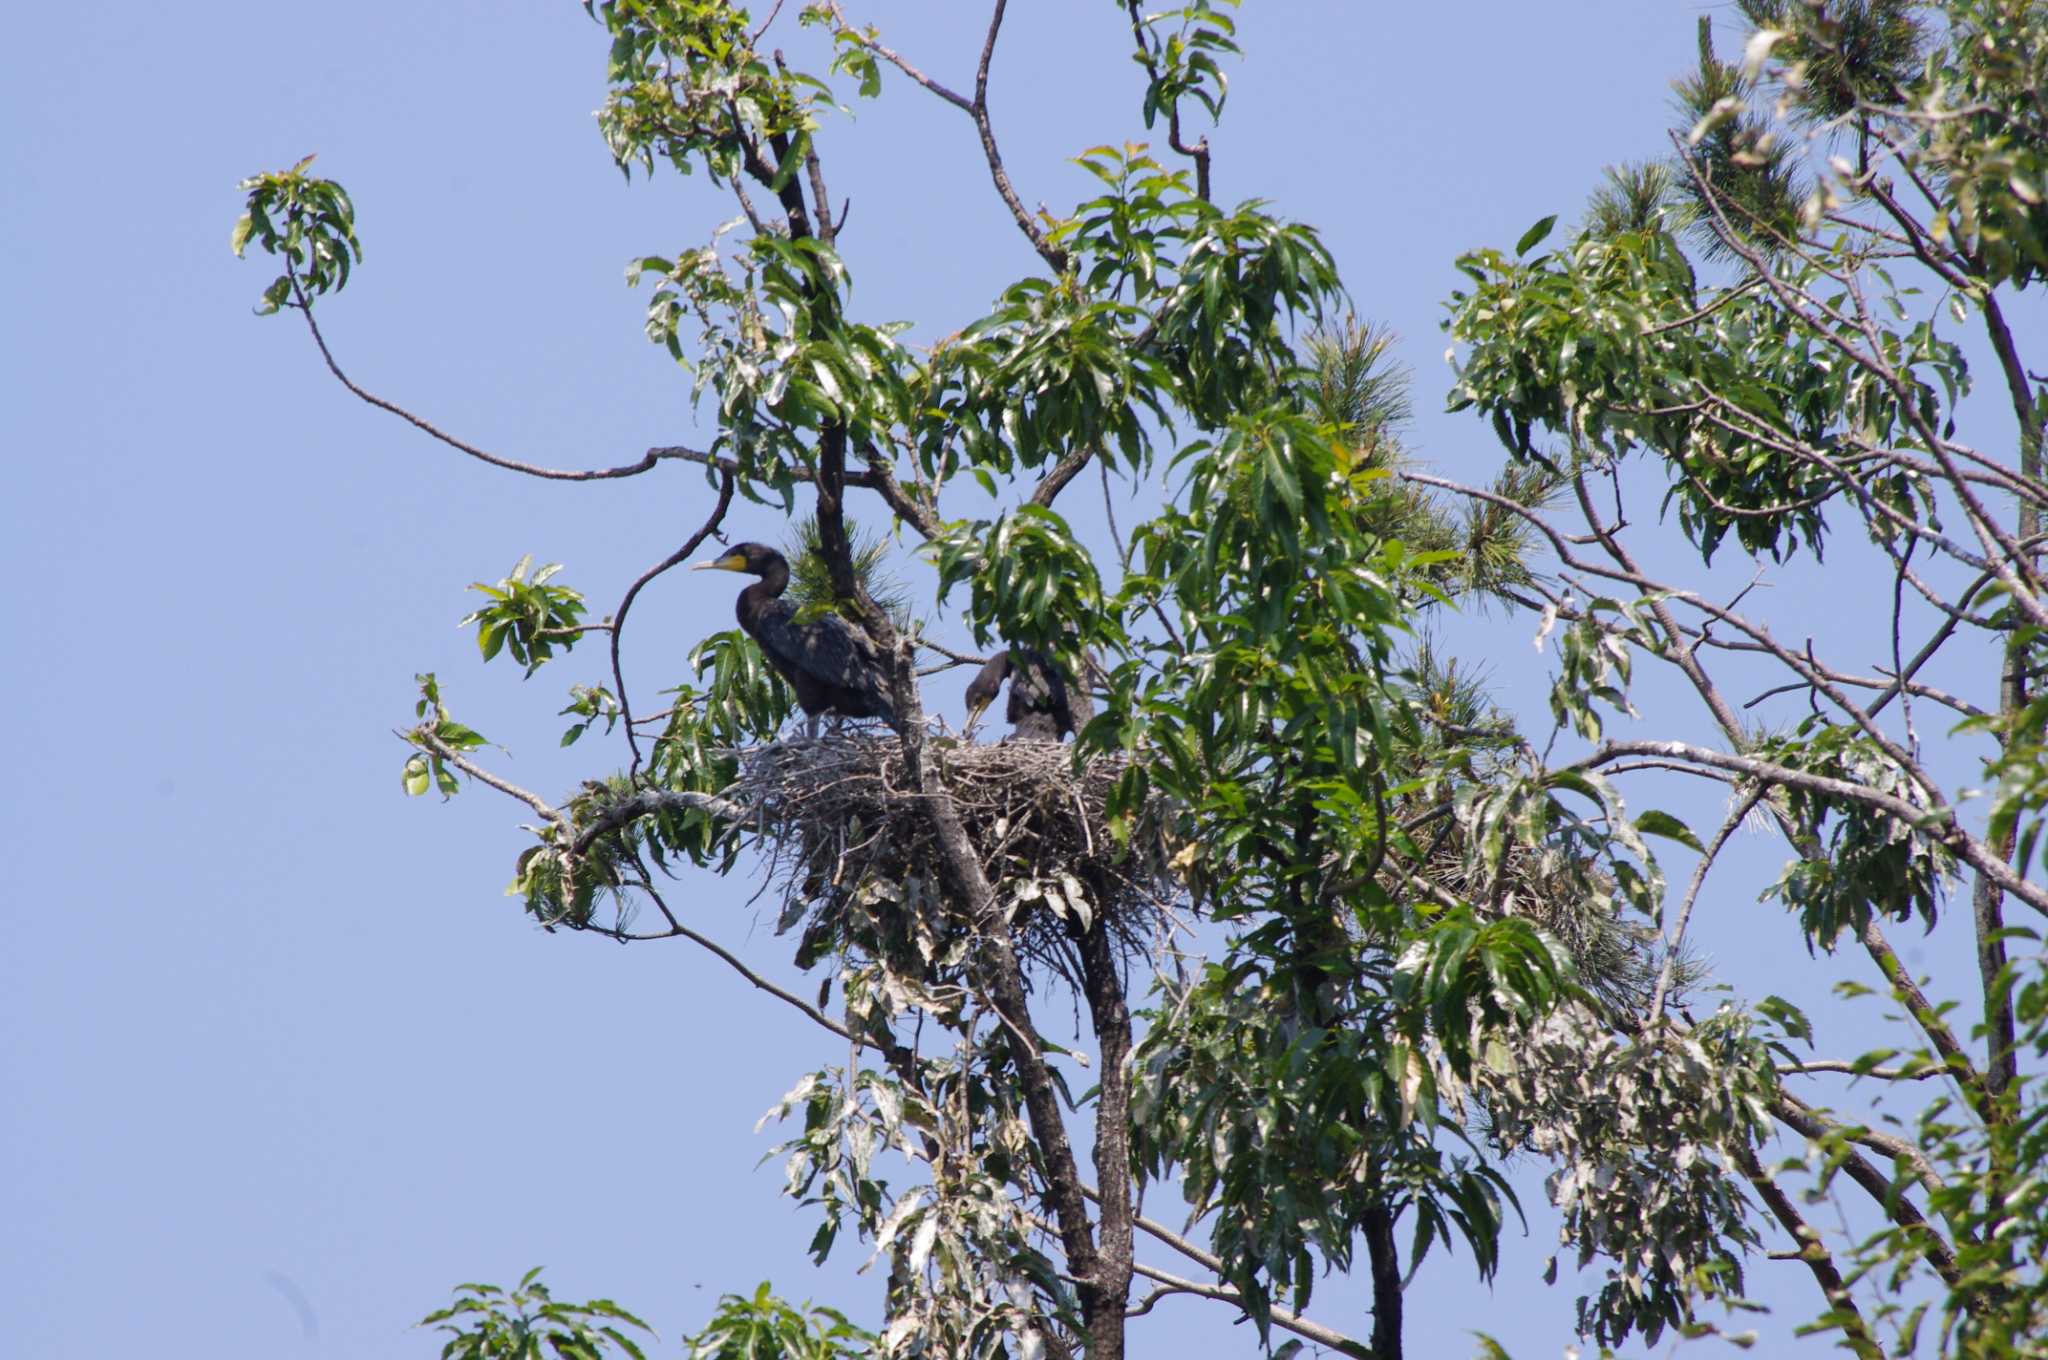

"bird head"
[690,542,781,576]
[962,651,1007,733]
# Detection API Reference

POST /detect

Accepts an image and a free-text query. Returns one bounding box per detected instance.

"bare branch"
[819,1,972,110]
[1126,1262,1371,1358]
[970,0,1068,272]
[1728,1142,1885,1359]
[1777,1059,1946,1081]
[820,1,1066,272]
[414,731,565,831]
[285,264,702,483]
[1648,788,1759,1025]
[1029,446,1095,510]
[1574,739,2048,916]
[614,472,737,775]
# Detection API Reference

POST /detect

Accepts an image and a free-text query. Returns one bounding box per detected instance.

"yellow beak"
[689,552,749,573]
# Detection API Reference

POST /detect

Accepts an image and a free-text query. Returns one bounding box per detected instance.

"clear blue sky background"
[4,3,2024,1357]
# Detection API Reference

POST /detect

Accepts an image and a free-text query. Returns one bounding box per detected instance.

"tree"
[232,2,2048,1358]
[1440,0,2048,1353]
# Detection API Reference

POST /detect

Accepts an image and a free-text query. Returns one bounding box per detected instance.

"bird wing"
[1006,647,1078,737]
[753,600,896,719]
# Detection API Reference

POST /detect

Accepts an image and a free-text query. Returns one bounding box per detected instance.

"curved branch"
[615,471,737,775]
[606,896,856,1045]
[1647,788,1759,1025]
[969,1,1068,273]
[1674,137,2048,636]
[1413,469,1959,818]
[413,731,566,831]
[1122,2,1211,201]
[286,265,705,482]
[822,1,1066,272]
[1029,446,1096,510]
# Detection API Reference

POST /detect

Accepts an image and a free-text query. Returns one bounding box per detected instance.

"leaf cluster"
[1756,719,1956,948]
[421,1270,653,1360]
[232,154,361,314]
[686,1282,872,1360]
[461,555,591,677]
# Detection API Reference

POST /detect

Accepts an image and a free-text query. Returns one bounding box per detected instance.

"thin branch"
[1121,2,1212,201]
[918,638,991,668]
[1099,456,1132,573]
[1648,789,1759,1025]
[1777,1059,1946,1081]
[1742,669,1987,721]
[1860,918,1996,1124]
[1645,277,1765,333]
[820,1,972,110]
[1676,137,2048,636]
[615,472,737,775]
[614,907,857,1045]
[1574,738,2048,917]
[748,0,788,44]
[286,264,699,482]
[414,732,565,830]
[1770,1091,1972,1284]
[970,0,1067,272]
[820,1,1065,272]
[1418,468,1958,816]
[1728,1142,1884,1360]
[1126,1263,1371,1358]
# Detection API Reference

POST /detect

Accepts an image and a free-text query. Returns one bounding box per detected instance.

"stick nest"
[732,733,1186,978]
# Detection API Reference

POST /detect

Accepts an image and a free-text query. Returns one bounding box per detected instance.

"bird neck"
[740,556,790,617]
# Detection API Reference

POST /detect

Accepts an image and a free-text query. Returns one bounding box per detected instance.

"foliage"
[461,555,592,678]
[239,1,2048,1357]
[1466,1004,1775,1349]
[231,153,360,314]
[685,1283,873,1360]
[400,672,488,800]
[421,1270,653,1360]
[1439,0,2048,1352]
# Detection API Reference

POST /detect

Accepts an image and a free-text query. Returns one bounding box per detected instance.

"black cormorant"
[963,646,1092,741]
[692,542,896,734]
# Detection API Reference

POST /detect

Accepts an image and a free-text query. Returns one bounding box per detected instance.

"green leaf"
[1634,808,1704,852]
[1514,214,1557,256]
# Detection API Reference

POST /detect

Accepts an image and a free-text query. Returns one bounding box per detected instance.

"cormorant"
[963,645,1092,741]
[691,542,896,735]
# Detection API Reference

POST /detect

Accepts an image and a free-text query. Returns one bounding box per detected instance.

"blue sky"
[3,3,2017,1357]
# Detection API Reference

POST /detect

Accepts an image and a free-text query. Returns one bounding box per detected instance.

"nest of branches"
[732,733,1187,983]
